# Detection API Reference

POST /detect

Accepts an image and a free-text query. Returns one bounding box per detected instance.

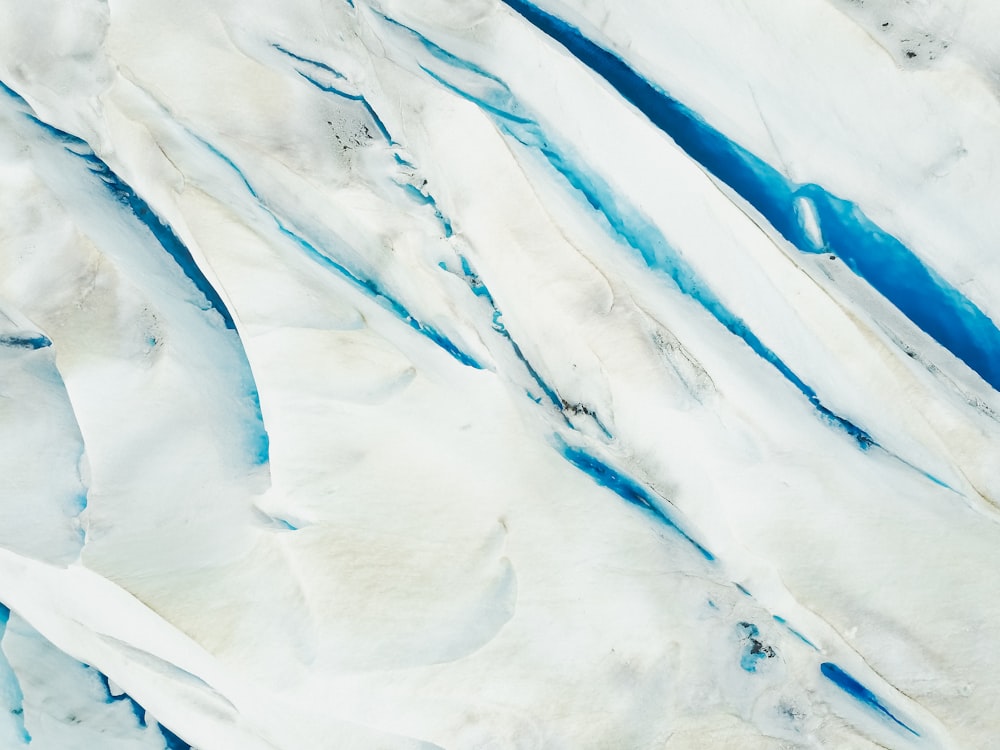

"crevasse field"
[1,0,999,747]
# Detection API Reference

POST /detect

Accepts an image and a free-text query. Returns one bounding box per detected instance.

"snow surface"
[0,0,998,747]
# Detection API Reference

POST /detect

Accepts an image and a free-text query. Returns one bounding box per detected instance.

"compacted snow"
[0,0,998,747]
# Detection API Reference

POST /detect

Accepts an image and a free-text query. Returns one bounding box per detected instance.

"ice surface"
[0,0,998,747]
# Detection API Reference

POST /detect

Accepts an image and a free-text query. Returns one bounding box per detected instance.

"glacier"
[0,0,999,747]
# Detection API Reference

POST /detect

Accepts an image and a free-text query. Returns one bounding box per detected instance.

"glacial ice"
[0,0,998,747]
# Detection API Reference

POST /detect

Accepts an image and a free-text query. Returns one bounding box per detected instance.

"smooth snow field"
[1,0,999,748]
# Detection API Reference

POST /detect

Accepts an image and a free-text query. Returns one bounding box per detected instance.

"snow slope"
[0,0,998,747]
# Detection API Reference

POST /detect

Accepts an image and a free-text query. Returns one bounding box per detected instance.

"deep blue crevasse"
[558,439,714,561]
[821,662,920,736]
[501,0,1000,392]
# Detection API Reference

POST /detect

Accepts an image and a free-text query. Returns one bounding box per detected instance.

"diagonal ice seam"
[440,255,562,409]
[184,127,483,369]
[821,662,920,737]
[273,42,394,142]
[556,436,714,560]
[501,0,1000,394]
[440,253,613,438]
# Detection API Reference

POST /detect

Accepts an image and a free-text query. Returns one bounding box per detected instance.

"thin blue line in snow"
[445,255,561,407]
[360,100,394,143]
[444,256,614,438]
[272,220,481,368]
[772,615,819,650]
[376,11,507,86]
[294,71,393,143]
[501,0,1000,393]
[821,662,920,736]
[271,43,347,78]
[396,182,453,237]
[295,69,361,100]
[418,66,535,125]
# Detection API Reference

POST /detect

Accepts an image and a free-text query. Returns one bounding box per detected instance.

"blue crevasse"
[159,723,195,750]
[22,112,238,332]
[500,0,1000,393]
[272,43,347,79]
[821,662,920,736]
[397,181,454,237]
[1,81,270,465]
[557,437,714,561]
